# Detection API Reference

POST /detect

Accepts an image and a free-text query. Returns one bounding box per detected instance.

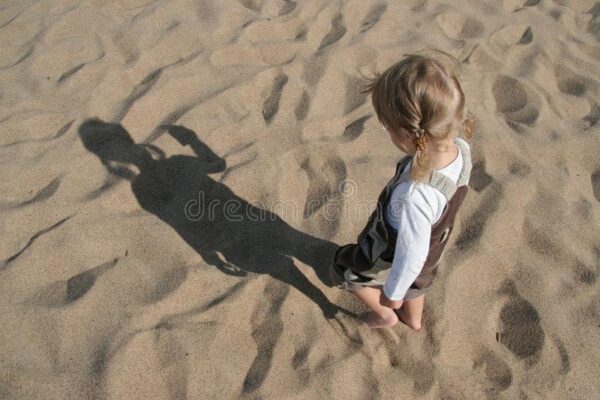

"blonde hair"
[363,49,474,182]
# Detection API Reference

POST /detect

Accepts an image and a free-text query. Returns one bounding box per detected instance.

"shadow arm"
[163,125,226,172]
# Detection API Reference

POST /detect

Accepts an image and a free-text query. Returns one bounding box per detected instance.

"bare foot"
[366,310,399,329]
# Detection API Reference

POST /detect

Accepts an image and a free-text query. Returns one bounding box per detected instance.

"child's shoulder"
[388,180,442,223]
[454,136,471,152]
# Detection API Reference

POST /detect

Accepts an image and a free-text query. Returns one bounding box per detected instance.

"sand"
[1,0,599,398]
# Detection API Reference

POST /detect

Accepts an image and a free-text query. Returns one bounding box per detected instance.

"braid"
[410,125,432,182]
[413,128,429,154]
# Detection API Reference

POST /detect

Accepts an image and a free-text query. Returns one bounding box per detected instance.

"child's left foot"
[366,310,398,329]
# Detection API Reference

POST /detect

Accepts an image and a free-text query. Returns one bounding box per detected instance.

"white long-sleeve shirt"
[382,139,468,300]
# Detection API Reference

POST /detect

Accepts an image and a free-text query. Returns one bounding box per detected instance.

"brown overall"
[329,137,472,300]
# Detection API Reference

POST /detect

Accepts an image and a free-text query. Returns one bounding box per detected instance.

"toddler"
[330,50,474,329]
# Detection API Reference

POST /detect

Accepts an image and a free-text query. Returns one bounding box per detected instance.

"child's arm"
[380,291,403,309]
[382,182,434,303]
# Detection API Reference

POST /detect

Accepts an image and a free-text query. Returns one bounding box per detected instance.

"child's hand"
[163,125,196,146]
[380,291,403,309]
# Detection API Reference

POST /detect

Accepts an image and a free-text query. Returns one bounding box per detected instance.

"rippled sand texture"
[1,0,599,399]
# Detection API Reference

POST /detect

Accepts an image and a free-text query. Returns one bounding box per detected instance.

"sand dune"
[1,0,599,398]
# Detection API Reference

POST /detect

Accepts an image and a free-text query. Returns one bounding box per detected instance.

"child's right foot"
[366,310,399,329]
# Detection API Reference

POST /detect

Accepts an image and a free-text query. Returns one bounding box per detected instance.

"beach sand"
[1,0,599,398]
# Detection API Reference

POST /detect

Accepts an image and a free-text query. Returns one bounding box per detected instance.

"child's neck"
[428,138,459,170]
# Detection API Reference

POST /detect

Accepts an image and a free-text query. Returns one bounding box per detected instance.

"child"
[330,50,474,329]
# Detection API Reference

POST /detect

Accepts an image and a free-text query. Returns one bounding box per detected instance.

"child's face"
[384,125,416,155]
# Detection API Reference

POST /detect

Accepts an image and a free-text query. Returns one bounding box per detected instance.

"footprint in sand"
[297,113,371,143]
[152,328,190,399]
[317,13,347,53]
[554,64,588,98]
[503,0,540,12]
[342,115,371,142]
[583,102,600,128]
[522,217,566,262]
[573,261,597,285]
[301,154,346,220]
[380,332,435,395]
[509,159,531,177]
[29,258,119,307]
[553,336,571,375]
[243,280,289,394]
[279,0,297,16]
[490,24,533,46]
[573,197,592,220]
[301,56,328,87]
[496,279,545,361]
[344,75,367,115]
[291,341,312,383]
[130,264,189,305]
[492,75,540,134]
[473,349,513,393]
[587,3,600,40]
[592,169,600,202]
[291,342,311,370]
[294,89,311,121]
[469,159,494,192]
[359,3,387,34]
[33,256,189,307]
[455,183,502,252]
[103,327,190,400]
[239,0,263,12]
[277,147,347,237]
[435,10,484,40]
[262,73,289,124]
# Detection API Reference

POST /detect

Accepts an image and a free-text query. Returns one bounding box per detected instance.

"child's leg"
[396,294,425,331]
[350,286,399,329]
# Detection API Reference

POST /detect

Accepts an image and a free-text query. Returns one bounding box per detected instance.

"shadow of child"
[78,119,344,319]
